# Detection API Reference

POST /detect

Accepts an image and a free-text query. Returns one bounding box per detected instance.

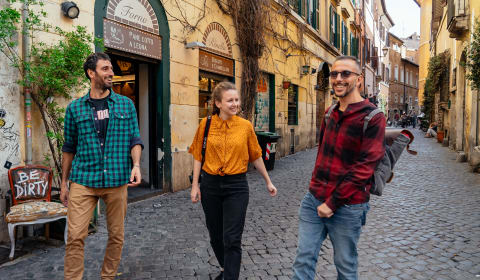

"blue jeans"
[292,192,369,280]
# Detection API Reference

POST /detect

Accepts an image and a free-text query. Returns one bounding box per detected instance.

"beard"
[95,76,112,91]
[334,80,356,98]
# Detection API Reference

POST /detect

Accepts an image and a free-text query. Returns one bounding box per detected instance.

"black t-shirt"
[90,95,109,153]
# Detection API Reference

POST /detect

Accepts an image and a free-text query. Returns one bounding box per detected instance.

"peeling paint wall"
[0,53,22,242]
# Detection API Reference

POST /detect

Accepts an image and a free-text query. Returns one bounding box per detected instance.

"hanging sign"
[104,19,162,60]
[199,50,234,77]
[106,0,159,35]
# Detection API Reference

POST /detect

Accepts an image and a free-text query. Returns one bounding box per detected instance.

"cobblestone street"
[0,129,479,280]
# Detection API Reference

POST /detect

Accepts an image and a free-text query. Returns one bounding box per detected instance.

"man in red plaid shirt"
[292,56,386,280]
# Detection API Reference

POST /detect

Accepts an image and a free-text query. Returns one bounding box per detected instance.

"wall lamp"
[372,46,389,58]
[61,2,79,19]
[185,41,206,49]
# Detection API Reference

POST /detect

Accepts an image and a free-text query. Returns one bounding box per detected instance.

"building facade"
[0,0,370,241]
[418,0,480,169]
[387,32,420,121]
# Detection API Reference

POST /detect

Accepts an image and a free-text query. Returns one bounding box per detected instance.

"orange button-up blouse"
[188,114,262,175]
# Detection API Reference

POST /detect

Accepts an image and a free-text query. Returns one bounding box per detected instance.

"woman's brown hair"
[211,81,237,115]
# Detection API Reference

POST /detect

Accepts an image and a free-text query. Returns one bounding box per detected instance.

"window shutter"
[329,6,334,44]
[341,21,344,53]
[335,13,340,48]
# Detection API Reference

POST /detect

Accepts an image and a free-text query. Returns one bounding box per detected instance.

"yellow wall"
[423,0,480,163]
[418,0,432,106]
[23,0,355,192]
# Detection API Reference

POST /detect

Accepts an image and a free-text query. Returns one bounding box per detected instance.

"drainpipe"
[403,60,407,114]
[22,2,32,165]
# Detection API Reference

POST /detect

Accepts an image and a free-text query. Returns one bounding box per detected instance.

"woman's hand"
[191,184,201,203]
[267,182,277,197]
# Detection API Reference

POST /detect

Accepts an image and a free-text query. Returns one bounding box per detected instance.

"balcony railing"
[447,0,469,38]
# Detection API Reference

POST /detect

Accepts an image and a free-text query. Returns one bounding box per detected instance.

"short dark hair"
[334,56,362,73]
[83,52,111,80]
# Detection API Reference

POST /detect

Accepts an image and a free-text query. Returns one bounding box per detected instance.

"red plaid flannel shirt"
[309,99,386,211]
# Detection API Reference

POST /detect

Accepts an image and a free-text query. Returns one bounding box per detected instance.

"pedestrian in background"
[61,53,143,280]
[189,81,277,280]
[292,56,386,280]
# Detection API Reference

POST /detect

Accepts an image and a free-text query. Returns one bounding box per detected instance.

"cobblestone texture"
[0,129,479,279]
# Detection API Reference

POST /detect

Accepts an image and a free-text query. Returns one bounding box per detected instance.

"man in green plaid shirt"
[60,53,143,280]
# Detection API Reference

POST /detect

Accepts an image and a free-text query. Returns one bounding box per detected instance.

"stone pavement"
[0,128,479,279]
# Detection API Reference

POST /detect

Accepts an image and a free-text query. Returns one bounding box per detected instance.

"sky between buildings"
[385,0,420,38]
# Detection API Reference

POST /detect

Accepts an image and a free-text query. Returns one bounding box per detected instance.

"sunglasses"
[329,70,361,79]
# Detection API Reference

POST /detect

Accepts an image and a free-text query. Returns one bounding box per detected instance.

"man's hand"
[128,165,141,187]
[317,203,333,218]
[60,182,69,207]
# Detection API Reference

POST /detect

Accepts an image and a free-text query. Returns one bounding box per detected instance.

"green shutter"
[335,13,340,48]
[329,6,334,44]
[312,0,317,29]
[350,33,353,55]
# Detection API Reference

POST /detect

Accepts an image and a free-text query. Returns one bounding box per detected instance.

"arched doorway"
[315,62,330,143]
[94,0,171,194]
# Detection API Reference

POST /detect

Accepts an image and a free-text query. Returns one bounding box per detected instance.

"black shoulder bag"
[189,116,212,184]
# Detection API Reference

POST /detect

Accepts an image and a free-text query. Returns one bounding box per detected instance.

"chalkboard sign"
[8,165,53,205]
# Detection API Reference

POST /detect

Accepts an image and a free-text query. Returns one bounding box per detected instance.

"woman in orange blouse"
[189,81,277,280]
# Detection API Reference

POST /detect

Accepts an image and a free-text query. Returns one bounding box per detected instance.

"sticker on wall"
[0,108,5,128]
[4,161,12,169]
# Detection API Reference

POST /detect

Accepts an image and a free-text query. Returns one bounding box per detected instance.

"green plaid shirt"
[62,90,142,188]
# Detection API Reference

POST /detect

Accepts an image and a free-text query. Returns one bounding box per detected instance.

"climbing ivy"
[464,18,480,92]
[422,51,450,121]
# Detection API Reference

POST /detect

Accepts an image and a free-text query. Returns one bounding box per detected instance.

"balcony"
[447,0,469,39]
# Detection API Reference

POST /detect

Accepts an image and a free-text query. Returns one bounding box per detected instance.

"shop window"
[112,58,137,109]
[255,74,270,131]
[288,85,298,125]
[199,72,228,121]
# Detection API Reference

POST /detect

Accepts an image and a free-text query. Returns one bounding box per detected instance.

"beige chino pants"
[64,182,128,280]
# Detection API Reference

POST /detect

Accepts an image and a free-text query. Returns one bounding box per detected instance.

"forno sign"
[106,0,160,35]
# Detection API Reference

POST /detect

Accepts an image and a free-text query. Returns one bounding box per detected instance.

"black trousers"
[200,171,249,280]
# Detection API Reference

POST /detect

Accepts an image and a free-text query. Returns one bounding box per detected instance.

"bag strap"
[201,116,212,168]
[363,108,383,133]
[324,104,337,126]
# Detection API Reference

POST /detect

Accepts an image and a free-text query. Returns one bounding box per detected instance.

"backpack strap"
[324,104,337,126]
[363,108,383,133]
[201,116,212,168]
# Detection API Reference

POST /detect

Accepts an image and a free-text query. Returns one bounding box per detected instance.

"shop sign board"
[106,0,160,35]
[104,19,162,60]
[199,50,234,77]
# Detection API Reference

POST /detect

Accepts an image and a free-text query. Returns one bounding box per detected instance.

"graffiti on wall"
[0,107,20,169]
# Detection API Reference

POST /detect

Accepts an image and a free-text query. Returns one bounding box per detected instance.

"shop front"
[94,0,171,194]
[198,23,235,121]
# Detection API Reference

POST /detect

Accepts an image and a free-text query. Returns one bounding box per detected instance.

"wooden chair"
[5,165,67,260]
